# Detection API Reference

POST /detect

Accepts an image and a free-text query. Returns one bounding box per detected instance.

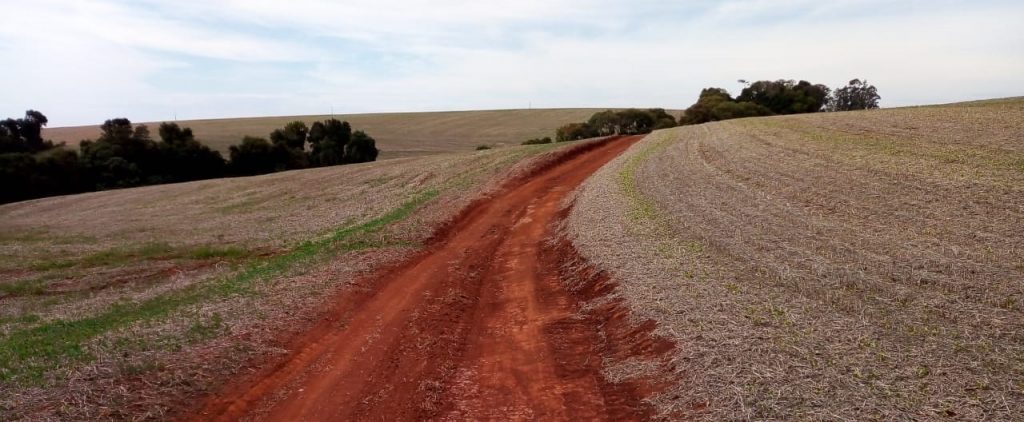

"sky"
[2,0,1022,127]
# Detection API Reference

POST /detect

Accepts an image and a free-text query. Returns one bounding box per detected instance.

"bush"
[522,137,552,145]
[344,131,379,163]
[556,123,594,142]
[556,108,673,141]
[475,145,492,150]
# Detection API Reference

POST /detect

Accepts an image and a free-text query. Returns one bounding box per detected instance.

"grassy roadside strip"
[616,131,675,227]
[0,189,439,384]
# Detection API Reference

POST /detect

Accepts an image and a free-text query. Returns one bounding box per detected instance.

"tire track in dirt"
[190,135,673,421]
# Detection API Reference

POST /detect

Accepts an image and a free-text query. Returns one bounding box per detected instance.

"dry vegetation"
[0,140,580,420]
[42,108,657,159]
[567,98,1024,419]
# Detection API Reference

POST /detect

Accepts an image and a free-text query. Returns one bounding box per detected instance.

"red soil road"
[192,135,660,421]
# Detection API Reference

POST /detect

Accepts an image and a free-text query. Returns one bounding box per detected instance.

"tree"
[266,121,311,170]
[616,109,656,135]
[828,79,880,111]
[0,110,55,154]
[680,88,739,125]
[79,118,159,188]
[737,79,830,114]
[586,110,622,136]
[270,121,309,150]
[648,108,678,130]
[155,122,226,182]
[229,136,279,176]
[308,119,352,166]
[158,121,194,146]
[344,131,378,163]
[556,123,595,142]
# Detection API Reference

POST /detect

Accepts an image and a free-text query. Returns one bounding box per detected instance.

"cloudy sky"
[2,0,1022,126]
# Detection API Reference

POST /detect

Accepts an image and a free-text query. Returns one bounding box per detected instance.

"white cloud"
[1,0,1022,125]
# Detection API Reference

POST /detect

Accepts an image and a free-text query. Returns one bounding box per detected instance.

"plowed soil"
[190,135,670,421]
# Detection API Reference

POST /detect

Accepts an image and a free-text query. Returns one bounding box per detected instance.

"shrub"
[556,123,595,142]
[344,131,379,164]
[522,137,552,145]
[475,145,492,150]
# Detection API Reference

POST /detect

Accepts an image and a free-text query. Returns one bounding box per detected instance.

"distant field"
[568,98,1024,419]
[42,109,664,160]
[0,140,584,420]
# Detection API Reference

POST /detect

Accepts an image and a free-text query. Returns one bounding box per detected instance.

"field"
[7,98,1023,420]
[0,140,585,420]
[41,109,652,160]
[567,98,1024,419]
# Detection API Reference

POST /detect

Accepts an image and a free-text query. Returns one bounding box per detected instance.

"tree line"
[679,78,880,125]
[554,108,678,142]
[0,112,378,204]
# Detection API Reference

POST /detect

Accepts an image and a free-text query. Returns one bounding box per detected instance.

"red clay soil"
[190,135,674,421]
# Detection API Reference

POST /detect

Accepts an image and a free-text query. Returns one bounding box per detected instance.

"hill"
[0,139,595,419]
[568,98,1024,419]
[42,109,670,160]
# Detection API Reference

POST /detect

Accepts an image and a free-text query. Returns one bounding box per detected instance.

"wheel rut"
[190,135,673,421]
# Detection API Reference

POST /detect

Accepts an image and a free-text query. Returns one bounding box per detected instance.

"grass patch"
[0,314,41,325]
[29,260,76,271]
[186,245,251,260]
[27,242,257,272]
[0,189,439,384]
[80,242,175,267]
[617,132,674,223]
[0,279,48,296]
[186,313,225,343]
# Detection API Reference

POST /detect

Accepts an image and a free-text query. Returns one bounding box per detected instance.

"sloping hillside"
[568,98,1024,419]
[43,109,666,159]
[0,140,587,420]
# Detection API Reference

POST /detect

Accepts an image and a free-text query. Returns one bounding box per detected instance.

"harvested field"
[568,98,1024,419]
[0,140,588,420]
[42,108,672,160]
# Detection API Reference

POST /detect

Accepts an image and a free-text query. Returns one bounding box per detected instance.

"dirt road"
[192,135,668,421]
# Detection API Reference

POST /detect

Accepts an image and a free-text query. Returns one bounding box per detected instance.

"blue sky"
[2,0,1022,126]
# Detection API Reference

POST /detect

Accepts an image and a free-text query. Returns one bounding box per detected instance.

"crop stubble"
[567,99,1024,419]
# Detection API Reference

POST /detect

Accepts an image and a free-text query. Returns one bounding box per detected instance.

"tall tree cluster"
[0,113,379,204]
[228,118,378,176]
[827,79,881,111]
[0,110,55,154]
[680,78,880,125]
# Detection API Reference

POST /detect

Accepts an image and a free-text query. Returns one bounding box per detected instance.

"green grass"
[0,279,48,297]
[617,132,673,223]
[0,189,438,384]
[186,313,225,344]
[80,242,176,267]
[29,260,76,271]
[0,314,41,325]
[26,242,257,273]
